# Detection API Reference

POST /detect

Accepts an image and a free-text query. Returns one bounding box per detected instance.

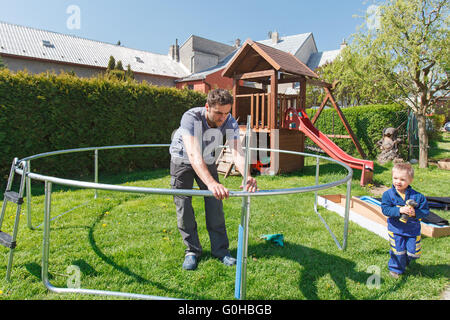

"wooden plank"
[256,94,260,129]
[262,93,266,129]
[250,94,254,129]
[326,134,351,139]
[224,163,234,178]
[233,70,274,81]
[305,78,332,88]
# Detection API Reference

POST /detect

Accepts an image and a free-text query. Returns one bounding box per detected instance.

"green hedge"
[0,70,206,182]
[307,104,408,160]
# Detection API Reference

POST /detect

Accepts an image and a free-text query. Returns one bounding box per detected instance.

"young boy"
[381,163,429,278]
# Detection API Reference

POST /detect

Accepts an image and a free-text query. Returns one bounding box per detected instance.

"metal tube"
[314,157,320,213]
[0,158,18,229]
[94,149,98,199]
[39,180,179,300]
[6,161,28,281]
[15,146,353,199]
[26,160,36,230]
[238,116,252,300]
[43,283,181,300]
[240,196,251,299]
[7,143,354,300]
[342,178,352,250]
[41,181,52,286]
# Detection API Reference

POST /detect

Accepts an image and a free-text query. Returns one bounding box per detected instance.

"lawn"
[0,142,448,300]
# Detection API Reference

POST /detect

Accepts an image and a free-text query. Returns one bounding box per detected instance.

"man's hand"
[240,176,258,193]
[208,181,230,200]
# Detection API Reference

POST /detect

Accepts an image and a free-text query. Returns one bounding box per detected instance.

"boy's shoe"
[182,253,198,270]
[221,255,237,267]
[389,271,400,279]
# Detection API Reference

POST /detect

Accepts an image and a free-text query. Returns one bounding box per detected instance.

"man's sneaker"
[182,253,198,270]
[221,255,237,267]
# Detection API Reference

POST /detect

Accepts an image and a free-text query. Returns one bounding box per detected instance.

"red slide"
[283,108,373,186]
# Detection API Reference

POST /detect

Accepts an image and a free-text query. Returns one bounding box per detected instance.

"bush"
[0,69,206,182]
[307,104,408,160]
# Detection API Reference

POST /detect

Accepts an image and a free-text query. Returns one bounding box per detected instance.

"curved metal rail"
[9,143,352,300]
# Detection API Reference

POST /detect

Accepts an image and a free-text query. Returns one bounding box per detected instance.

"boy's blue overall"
[381,185,429,274]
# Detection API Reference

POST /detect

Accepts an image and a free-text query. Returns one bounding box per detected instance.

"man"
[169,89,257,270]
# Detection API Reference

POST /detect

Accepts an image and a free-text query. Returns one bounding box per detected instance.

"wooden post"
[269,69,279,175]
[311,92,330,125]
[232,78,238,120]
[299,77,306,111]
[270,69,278,129]
[326,88,367,159]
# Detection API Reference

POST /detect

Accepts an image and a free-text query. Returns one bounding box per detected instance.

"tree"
[327,0,449,167]
[0,55,6,69]
[115,60,124,71]
[318,47,402,106]
[107,56,116,71]
[125,64,135,80]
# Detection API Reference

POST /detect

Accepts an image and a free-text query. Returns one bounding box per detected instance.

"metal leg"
[25,160,39,230]
[0,159,18,230]
[235,116,252,300]
[342,179,352,250]
[5,161,27,281]
[41,181,52,286]
[313,158,352,251]
[40,180,180,300]
[94,149,98,199]
[240,196,251,299]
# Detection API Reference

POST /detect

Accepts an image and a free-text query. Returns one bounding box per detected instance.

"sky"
[0,0,373,55]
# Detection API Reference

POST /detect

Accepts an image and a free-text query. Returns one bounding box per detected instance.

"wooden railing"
[236,93,301,130]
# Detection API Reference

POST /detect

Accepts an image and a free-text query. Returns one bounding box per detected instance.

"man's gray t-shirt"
[170,107,240,165]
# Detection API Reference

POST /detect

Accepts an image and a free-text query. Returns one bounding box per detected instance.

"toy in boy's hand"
[400,199,418,223]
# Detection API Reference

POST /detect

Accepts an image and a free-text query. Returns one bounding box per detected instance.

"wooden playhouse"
[219,39,373,185]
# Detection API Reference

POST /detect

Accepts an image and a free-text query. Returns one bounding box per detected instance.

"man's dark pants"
[170,160,230,259]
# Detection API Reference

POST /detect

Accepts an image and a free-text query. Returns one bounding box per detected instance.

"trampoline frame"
[7,140,353,300]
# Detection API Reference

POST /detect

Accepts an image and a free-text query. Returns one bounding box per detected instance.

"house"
[0,21,190,86]
[176,31,345,94]
[0,21,344,93]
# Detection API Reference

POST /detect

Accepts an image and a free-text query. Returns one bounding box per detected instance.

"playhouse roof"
[222,39,319,80]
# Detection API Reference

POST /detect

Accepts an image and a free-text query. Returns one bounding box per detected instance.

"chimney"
[271,31,279,44]
[340,39,348,50]
[175,38,180,62]
[234,38,241,48]
[169,39,180,62]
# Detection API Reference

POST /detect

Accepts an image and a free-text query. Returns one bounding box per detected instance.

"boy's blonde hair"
[392,163,414,178]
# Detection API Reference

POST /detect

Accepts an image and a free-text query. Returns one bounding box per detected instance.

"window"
[135,56,144,63]
[42,40,55,48]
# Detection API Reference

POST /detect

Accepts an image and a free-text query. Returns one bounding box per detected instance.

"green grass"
[429,132,450,160]
[0,154,448,300]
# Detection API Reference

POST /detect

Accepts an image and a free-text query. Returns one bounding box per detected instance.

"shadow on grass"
[364,262,450,300]
[245,241,370,300]
[86,212,205,300]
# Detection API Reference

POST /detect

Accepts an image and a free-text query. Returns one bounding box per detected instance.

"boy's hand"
[400,206,415,217]
[407,208,416,217]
